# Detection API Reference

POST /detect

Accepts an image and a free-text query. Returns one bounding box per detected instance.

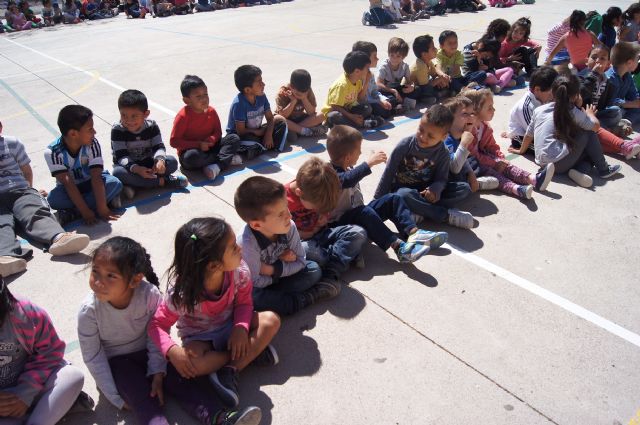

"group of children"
[3,3,640,424]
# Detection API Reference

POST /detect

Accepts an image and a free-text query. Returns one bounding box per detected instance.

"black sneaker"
[252,344,279,366]
[165,175,189,189]
[599,164,622,178]
[216,406,262,425]
[304,278,341,304]
[56,209,80,226]
[210,366,240,408]
[65,391,95,415]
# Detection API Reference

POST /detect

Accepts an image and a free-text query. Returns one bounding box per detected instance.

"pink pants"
[485,67,514,89]
[479,163,532,195]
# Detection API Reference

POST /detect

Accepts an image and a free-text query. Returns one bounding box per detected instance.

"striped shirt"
[110,120,166,171]
[507,91,541,138]
[44,137,103,185]
[0,135,30,192]
[545,20,570,61]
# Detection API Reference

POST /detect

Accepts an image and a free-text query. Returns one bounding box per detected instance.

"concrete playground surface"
[1,0,640,424]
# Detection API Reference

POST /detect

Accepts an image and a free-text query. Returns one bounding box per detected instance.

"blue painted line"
[0,78,59,137]
[144,27,340,61]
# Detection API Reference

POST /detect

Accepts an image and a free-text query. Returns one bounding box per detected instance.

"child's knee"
[258,311,281,334]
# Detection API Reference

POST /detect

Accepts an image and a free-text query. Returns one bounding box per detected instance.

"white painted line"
[2,38,177,117]
[258,154,299,176]
[446,242,640,349]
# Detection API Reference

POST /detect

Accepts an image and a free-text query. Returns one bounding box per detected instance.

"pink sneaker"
[621,136,640,160]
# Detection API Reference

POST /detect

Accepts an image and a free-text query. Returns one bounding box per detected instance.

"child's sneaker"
[612,118,633,138]
[122,185,136,200]
[210,366,239,408]
[0,256,27,277]
[204,163,221,180]
[215,406,262,425]
[353,253,366,269]
[109,195,122,209]
[49,232,90,256]
[305,278,341,304]
[65,391,95,415]
[403,97,417,111]
[568,169,593,187]
[309,125,328,137]
[252,344,279,366]
[621,138,640,160]
[447,209,473,229]
[231,154,243,166]
[165,175,189,189]
[407,230,448,249]
[55,209,80,226]
[491,85,502,94]
[395,241,430,263]
[516,184,533,199]
[598,164,622,178]
[477,176,499,191]
[534,162,555,191]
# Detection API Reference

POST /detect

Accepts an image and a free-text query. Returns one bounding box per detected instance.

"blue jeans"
[47,171,123,211]
[621,107,640,129]
[112,156,178,189]
[252,261,322,316]
[596,107,623,130]
[302,225,367,279]
[396,182,471,223]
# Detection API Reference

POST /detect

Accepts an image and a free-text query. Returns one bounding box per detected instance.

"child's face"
[119,107,149,133]
[511,26,527,42]
[217,230,243,272]
[246,75,266,97]
[388,52,406,67]
[70,117,96,145]
[421,43,438,61]
[90,254,139,305]
[183,86,209,113]
[251,196,292,236]
[587,48,610,74]
[532,87,554,104]
[351,67,368,82]
[369,51,379,68]
[477,95,495,122]
[441,36,458,56]
[626,56,640,73]
[416,115,449,148]
[451,105,475,134]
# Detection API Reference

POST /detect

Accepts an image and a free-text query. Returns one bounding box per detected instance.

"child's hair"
[485,18,510,41]
[326,125,363,163]
[529,66,558,92]
[388,37,409,57]
[234,176,285,222]
[57,104,92,136]
[342,51,371,74]
[0,277,17,327]
[602,7,622,29]
[477,36,501,57]
[412,34,434,58]
[438,30,457,46]
[290,69,311,92]
[624,3,640,22]
[569,10,586,36]
[551,75,581,148]
[442,96,473,115]
[118,89,148,112]
[423,104,454,130]
[610,41,640,67]
[180,75,206,98]
[234,65,262,93]
[168,217,232,313]
[460,85,493,113]
[295,157,340,214]
[507,17,532,42]
[352,40,377,56]
[91,236,159,287]
[42,0,51,6]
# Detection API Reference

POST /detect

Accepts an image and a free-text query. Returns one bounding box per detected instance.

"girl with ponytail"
[598,7,623,49]
[544,10,605,71]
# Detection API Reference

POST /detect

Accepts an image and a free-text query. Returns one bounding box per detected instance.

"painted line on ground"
[0,78,59,136]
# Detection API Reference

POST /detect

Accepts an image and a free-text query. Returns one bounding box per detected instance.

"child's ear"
[182,96,189,105]
[144,110,151,119]
[129,272,144,288]
[206,260,222,273]
[294,187,304,198]
[248,219,261,231]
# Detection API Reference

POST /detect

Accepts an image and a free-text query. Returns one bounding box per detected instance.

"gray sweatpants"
[0,363,84,425]
[0,188,64,257]
[554,129,609,174]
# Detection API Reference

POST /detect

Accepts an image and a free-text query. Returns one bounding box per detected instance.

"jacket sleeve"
[278,223,306,278]
[170,110,202,151]
[338,162,371,189]
[472,125,504,167]
[374,139,408,199]
[450,146,470,175]
[147,298,180,358]
[205,108,223,146]
[239,232,273,289]
[145,289,167,377]
[77,303,125,409]
[426,146,449,197]
[232,263,254,332]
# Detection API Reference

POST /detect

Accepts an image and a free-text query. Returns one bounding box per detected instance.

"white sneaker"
[204,164,221,180]
[447,209,474,229]
[122,186,136,200]
[0,256,27,277]
[231,154,243,166]
[49,232,90,256]
[568,169,593,188]
[477,176,499,191]
[492,85,502,94]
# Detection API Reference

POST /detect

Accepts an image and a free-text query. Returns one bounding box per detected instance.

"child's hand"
[382,100,393,110]
[402,85,415,94]
[263,134,274,150]
[0,392,28,417]
[150,373,165,406]
[228,326,249,361]
[471,49,480,58]
[420,189,439,203]
[367,150,387,167]
[135,165,156,179]
[167,345,198,379]
[500,131,509,139]
[353,115,365,127]
[393,89,403,102]
[81,208,98,225]
[494,160,508,173]
[153,159,166,175]
[468,172,479,193]
[38,189,48,197]
[199,141,211,152]
[316,214,329,227]
[507,146,521,154]
[584,104,597,116]
[259,262,274,276]
[479,64,489,71]
[97,207,120,222]
[460,131,474,149]
[278,249,297,263]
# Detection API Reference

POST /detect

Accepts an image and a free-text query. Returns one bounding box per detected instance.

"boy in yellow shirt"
[410,34,451,105]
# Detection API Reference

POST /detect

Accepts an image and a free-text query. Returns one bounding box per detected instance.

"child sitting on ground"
[275,69,327,143]
[505,66,557,152]
[322,51,375,129]
[112,89,187,200]
[124,0,147,18]
[41,0,61,24]
[148,217,280,412]
[352,41,393,122]
[605,42,640,130]
[461,86,554,200]
[0,121,89,277]
[442,97,499,193]
[619,3,640,43]
[327,125,447,263]
[462,36,515,94]
[45,105,123,225]
[376,37,418,113]
[499,18,541,76]
[79,237,260,425]
[61,0,81,23]
[5,1,37,30]
[235,176,337,316]
[598,7,623,49]
[286,157,368,285]
[362,0,394,27]
[0,280,90,424]
[171,75,241,181]
[437,30,486,94]
[410,34,451,104]
[544,10,604,72]
[227,65,288,157]
[374,105,474,229]
[544,17,570,65]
